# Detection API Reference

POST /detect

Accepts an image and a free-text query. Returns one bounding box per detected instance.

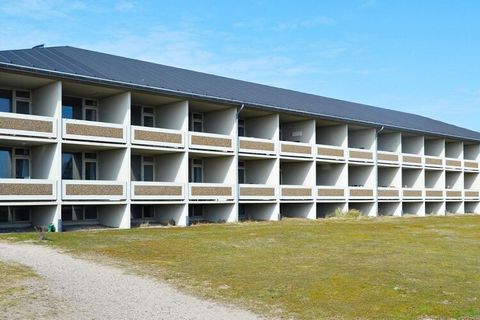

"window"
[238,119,245,137]
[131,105,142,126]
[14,90,31,114]
[189,204,204,218]
[191,113,203,132]
[238,161,246,184]
[83,99,98,121]
[142,156,154,181]
[13,148,30,179]
[0,207,9,223]
[131,205,155,219]
[0,147,11,179]
[63,206,98,222]
[84,206,98,220]
[142,107,155,127]
[190,159,203,183]
[13,207,30,222]
[0,89,12,113]
[62,96,82,119]
[83,153,97,180]
[238,204,246,219]
[62,206,73,221]
[131,205,142,219]
[143,205,155,218]
[62,153,73,180]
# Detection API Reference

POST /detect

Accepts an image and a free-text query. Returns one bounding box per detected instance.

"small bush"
[327,208,363,219]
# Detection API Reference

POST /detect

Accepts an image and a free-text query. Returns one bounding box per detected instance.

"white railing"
[239,136,276,155]
[188,132,234,152]
[0,111,56,138]
[131,125,184,148]
[62,119,126,143]
[188,183,234,200]
[316,185,346,199]
[280,141,313,158]
[316,144,345,160]
[239,184,276,200]
[0,179,56,200]
[131,181,184,200]
[62,180,126,200]
[280,185,313,200]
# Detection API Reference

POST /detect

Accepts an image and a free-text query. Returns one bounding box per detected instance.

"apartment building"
[0,46,478,231]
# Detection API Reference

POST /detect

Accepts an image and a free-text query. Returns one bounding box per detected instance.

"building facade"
[0,46,479,231]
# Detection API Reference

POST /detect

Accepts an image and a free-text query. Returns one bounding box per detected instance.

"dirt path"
[0,242,262,320]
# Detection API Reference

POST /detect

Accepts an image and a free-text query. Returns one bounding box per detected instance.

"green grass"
[2,216,480,319]
[0,261,38,308]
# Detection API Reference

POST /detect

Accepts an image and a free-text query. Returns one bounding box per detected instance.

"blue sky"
[1,0,479,131]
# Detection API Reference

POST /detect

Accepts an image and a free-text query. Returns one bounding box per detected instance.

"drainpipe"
[374,126,385,216]
[235,104,245,221]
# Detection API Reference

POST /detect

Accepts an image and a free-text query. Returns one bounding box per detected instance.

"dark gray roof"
[0,45,479,142]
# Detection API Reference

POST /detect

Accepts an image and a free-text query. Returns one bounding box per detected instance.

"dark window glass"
[238,204,246,218]
[15,100,30,114]
[84,162,96,180]
[15,158,29,179]
[62,105,73,119]
[131,206,142,219]
[84,99,97,107]
[0,148,11,178]
[15,90,30,99]
[131,105,142,126]
[143,115,154,127]
[0,207,9,223]
[62,206,73,221]
[143,206,154,218]
[62,153,73,180]
[84,153,96,160]
[143,164,154,181]
[85,108,97,121]
[15,149,29,156]
[131,155,141,181]
[238,119,245,136]
[62,96,82,120]
[238,168,245,184]
[193,166,202,183]
[193,121,203,132]
[73,206,83,220]
[84,206,98,220]
[13,207,30,222]
[0,89,12,113]
[190,205,203,217]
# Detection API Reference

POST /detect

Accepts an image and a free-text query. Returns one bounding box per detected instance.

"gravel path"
[0,242,262,320]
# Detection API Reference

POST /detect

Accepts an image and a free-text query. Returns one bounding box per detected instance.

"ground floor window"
[188,204,204,218]
[62,206,98,222]
[131,205,155,220]
[0,207,31,224]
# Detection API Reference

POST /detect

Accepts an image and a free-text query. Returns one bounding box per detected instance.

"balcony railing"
[424,156,444,168]
[239,137,276,155]
[62,119,126,143]
[0,179,56,200]
[377,187,400,199]
[348,148,373,162]
[280,185,313,200]
[445,189,463,199]
[401,154,423,166]
[463,160,479,171]
[464,190,480,200]
[316,186,345,199]
[424,189,444,199]
[131,181,184,200]
[131,126,184,149]
[316,144,345,160]
[62,180,126,200]
[348,187,374,199]
[445,158,462,170]
[239,184,276,200]
[0,112,56,139]
[188,183,234,200]
[280,141,313,158]
[188,132,233,152]
[402,188,423,199]
[377,151,399,164]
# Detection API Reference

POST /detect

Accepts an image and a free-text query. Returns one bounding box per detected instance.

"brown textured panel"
[446,190,462,197]
[464,161,479,169]
[349,189,373,197]
[403,189,422,197]
[240,140,275,152]
[402,155,422,164]
[191,186,232,196]
[66,184,123,195]
[425,190,443,197]
[377,152,398,161]
[66,123,123,138]
[349,150,373,160]
[317,188,344,197]
[191,134,232,148]
[425,157,443,165]
[446,159,461,167]
[281,187,312,197]
[317,147,344,157]
[134,185,182,196]
[134,129,182,144]
[0,116,52,133]
[378,189,399,197]
[464,191,479,197]
[281,143,312,155]
[0,183,52,195]
[240,187,275,197]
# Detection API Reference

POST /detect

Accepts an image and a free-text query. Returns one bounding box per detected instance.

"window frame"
[13,89,32,115]
[82,152,98,180]
[83,98,98,121]
[12,148,31,179]
[238,161,246,184]
[238,119,245,137]
[190,158,203,183]
[190,112,204,132]
[141,155,155,181]
[141,106,155,127]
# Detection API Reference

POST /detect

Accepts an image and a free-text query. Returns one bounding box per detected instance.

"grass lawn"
[2,216,480,319]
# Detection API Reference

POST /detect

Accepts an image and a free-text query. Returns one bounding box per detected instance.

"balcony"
[377,151,399,165]
[188,183,234,201]
[280,185,313,200]
[0,179,56,200]
[377,187,400,200]
[62,119,126,143]
[401,154,422,167]
[464,190,480,200]
[0,112,56,139]
[131,182,184,200]
[445,158,462,170]
[131,126,184,149]
[239,184,276,200]
[348,148,373,163]
[445,189,463,200]
[424,189,444,200]
[464,160,479,171]
[424,156,443,168]
[402,188,423,200]
[62,180,126,200]
[316,145,345,161]
[348,187,374,199]
[316,186,345,199]
[188,132,233,152]
[239,137,276,155]
[280,141,313,158]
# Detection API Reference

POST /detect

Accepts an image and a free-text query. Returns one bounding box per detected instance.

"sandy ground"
[0,242,262,320]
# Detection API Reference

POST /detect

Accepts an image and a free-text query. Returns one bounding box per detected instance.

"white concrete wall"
[465,201,480,214]
[156,100,188,131]
[98,149,128,180]
[425,170,445,188]
[32,81,61,117]
[243,202,279,221]
[402,201,425,216]
[316,124,347,147]
[154,204,187,226]
[446,201,464,214]
[446,171,463,189]
[155,152,186,182]
[100,92,130,125]
[464,144,480,161]
[245,159,276,184]
[31,205,59,228]
[349,201,375,216]
[203,203,236,222]
[464,172,479,189]
[281,202,316,219]
[203,156,234,183]
[378,202,401,216]
[349,165,375,187]
[281,120,315,144]
[425,201,445,215]
[316,202,348,218]
[99,204,130,228]
[245,114,278,139]
[378,167,401,187]
[204,107,236,135]
[317,163,347,186]
[348,128,375,150]
[402,168,424,188]
[425,139,445,157]
[281,161,315,185]
[446,141,463,159]
[402,135,424,155]
[31,144,57,179]
[378,132,401,153]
